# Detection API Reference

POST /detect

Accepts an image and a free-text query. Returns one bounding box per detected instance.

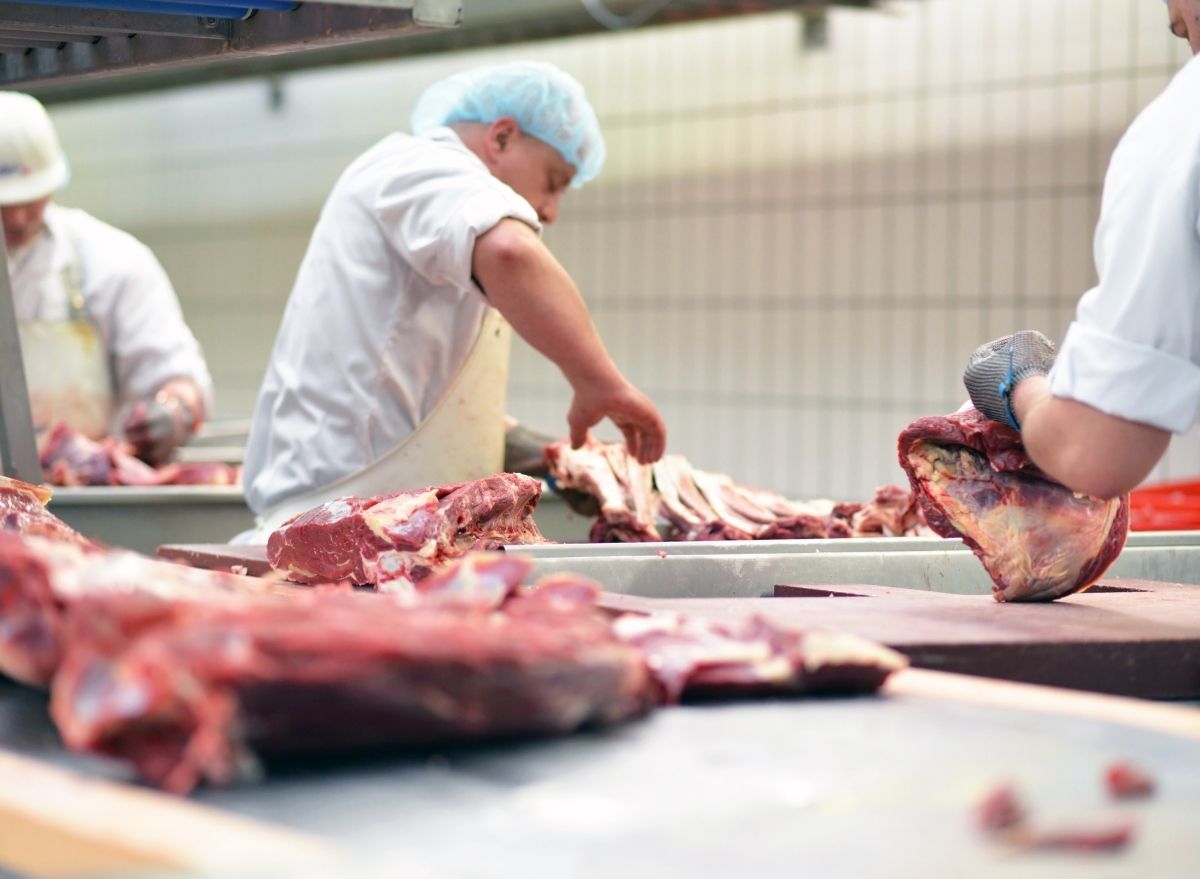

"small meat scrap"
[611,613,906,703]
[898,409,1129,602]
[976,782,1026,832]
[267,473,548,588]
[1105,761,1156,799]
[975,781,1135,854]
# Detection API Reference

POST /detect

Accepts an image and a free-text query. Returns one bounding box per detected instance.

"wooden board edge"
[886,668,1200,742]
[0,749,342,878]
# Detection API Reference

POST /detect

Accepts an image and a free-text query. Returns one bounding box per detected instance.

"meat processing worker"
[241,62,666,535]
[0,92,213,466]
[962,4,1200,500]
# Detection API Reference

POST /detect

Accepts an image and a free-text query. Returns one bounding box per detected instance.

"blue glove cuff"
[996,348,1022,431]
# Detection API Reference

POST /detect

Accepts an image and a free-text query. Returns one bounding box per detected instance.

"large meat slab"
[898,409,1129,602]
[1,474,95,548]
[267,473,548,588]
[546,439,927,543]
[0,532,285,687]
[49,557,656,793]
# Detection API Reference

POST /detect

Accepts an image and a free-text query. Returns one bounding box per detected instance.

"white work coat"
[242,127,540,516]
[1048,52,1200,434]
[7,204,213,426]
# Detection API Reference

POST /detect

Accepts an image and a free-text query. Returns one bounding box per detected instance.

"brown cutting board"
[600,580,1200,698]
[157,543,272,576]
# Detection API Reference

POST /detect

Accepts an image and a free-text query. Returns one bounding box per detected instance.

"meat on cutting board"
[898,409,1129,602]
[546,438,927,543]
[266,473,548,588]
[611,612,907,703]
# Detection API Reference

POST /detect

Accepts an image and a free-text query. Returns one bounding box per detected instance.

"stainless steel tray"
[510,531,1200,598]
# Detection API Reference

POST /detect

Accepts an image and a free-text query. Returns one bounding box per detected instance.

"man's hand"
[122,385,201,466]
[963,331,1057,429]
[567,379,666,464]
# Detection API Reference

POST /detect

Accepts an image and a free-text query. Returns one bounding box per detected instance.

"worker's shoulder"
[1129,55,1200,144]
[343,130,493,189]
[50,205,157,262]
[1112,56,1200,178]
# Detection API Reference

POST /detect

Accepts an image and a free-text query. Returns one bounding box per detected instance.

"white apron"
[17,231,114,439]
[240,308,512,544]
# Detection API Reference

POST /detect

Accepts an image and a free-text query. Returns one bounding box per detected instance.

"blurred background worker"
[242,61,666,536]
[962,1,1200,499]
[0,92,213,466]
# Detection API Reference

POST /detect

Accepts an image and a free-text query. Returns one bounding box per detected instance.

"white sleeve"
[374,164,540,293]
[91,238,214,416]
[1047,129,1200,435]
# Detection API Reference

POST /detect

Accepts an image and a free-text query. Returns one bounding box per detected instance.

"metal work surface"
[2,676,1199,878]
[0,238,42,484]
[152,529,1200,599]
[516,531,1200,598]
[50,486,254,553]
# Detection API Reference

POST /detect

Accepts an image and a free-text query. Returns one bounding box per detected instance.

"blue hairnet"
[411,61,606,188]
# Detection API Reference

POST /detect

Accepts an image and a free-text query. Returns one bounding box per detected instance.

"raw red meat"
[975,781,1133,852]
[49,558,654,794]
[610,612,906,703]
[0,532,284,687]
[0,475,94,548]
[267,473,547,588]
[546,439,926,543]
[976,783,1026,832]
[38,423,240,487]
[898,409,1129,602]
[1105,761,1155,799]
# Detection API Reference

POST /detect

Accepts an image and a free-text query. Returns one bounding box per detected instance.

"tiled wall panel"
[41,0,1195,499]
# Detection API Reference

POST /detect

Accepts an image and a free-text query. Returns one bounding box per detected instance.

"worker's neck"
[448,122,494,172]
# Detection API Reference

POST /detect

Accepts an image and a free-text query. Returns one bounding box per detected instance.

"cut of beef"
[0,532,285,687]
[49,556,654,794]
[38,423,240,487]
[546,439,927,543]
[898,409,1129,602]
[611,612,906,703]
[267,473,548,588]
[0,475,94,548]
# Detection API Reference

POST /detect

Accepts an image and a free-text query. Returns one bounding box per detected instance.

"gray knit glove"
[963,331,1056,430]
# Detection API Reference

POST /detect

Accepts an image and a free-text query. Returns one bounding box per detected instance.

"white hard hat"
[0,92,69,206]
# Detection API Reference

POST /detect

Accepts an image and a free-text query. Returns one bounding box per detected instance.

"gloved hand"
[122,391,198,466]
[963,331,1056,430]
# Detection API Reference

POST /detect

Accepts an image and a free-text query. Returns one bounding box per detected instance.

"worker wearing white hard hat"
[241,61,666,535]
[0,92,213,464]
[962,2,1200,498]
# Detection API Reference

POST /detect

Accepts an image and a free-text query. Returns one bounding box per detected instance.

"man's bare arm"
[1012,376,1171,499]
[472,219,666,463]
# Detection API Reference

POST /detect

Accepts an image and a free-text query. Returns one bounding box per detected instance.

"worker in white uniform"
[963,1,1200,499]
[0,92,213,465]
[242,62,667,534]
